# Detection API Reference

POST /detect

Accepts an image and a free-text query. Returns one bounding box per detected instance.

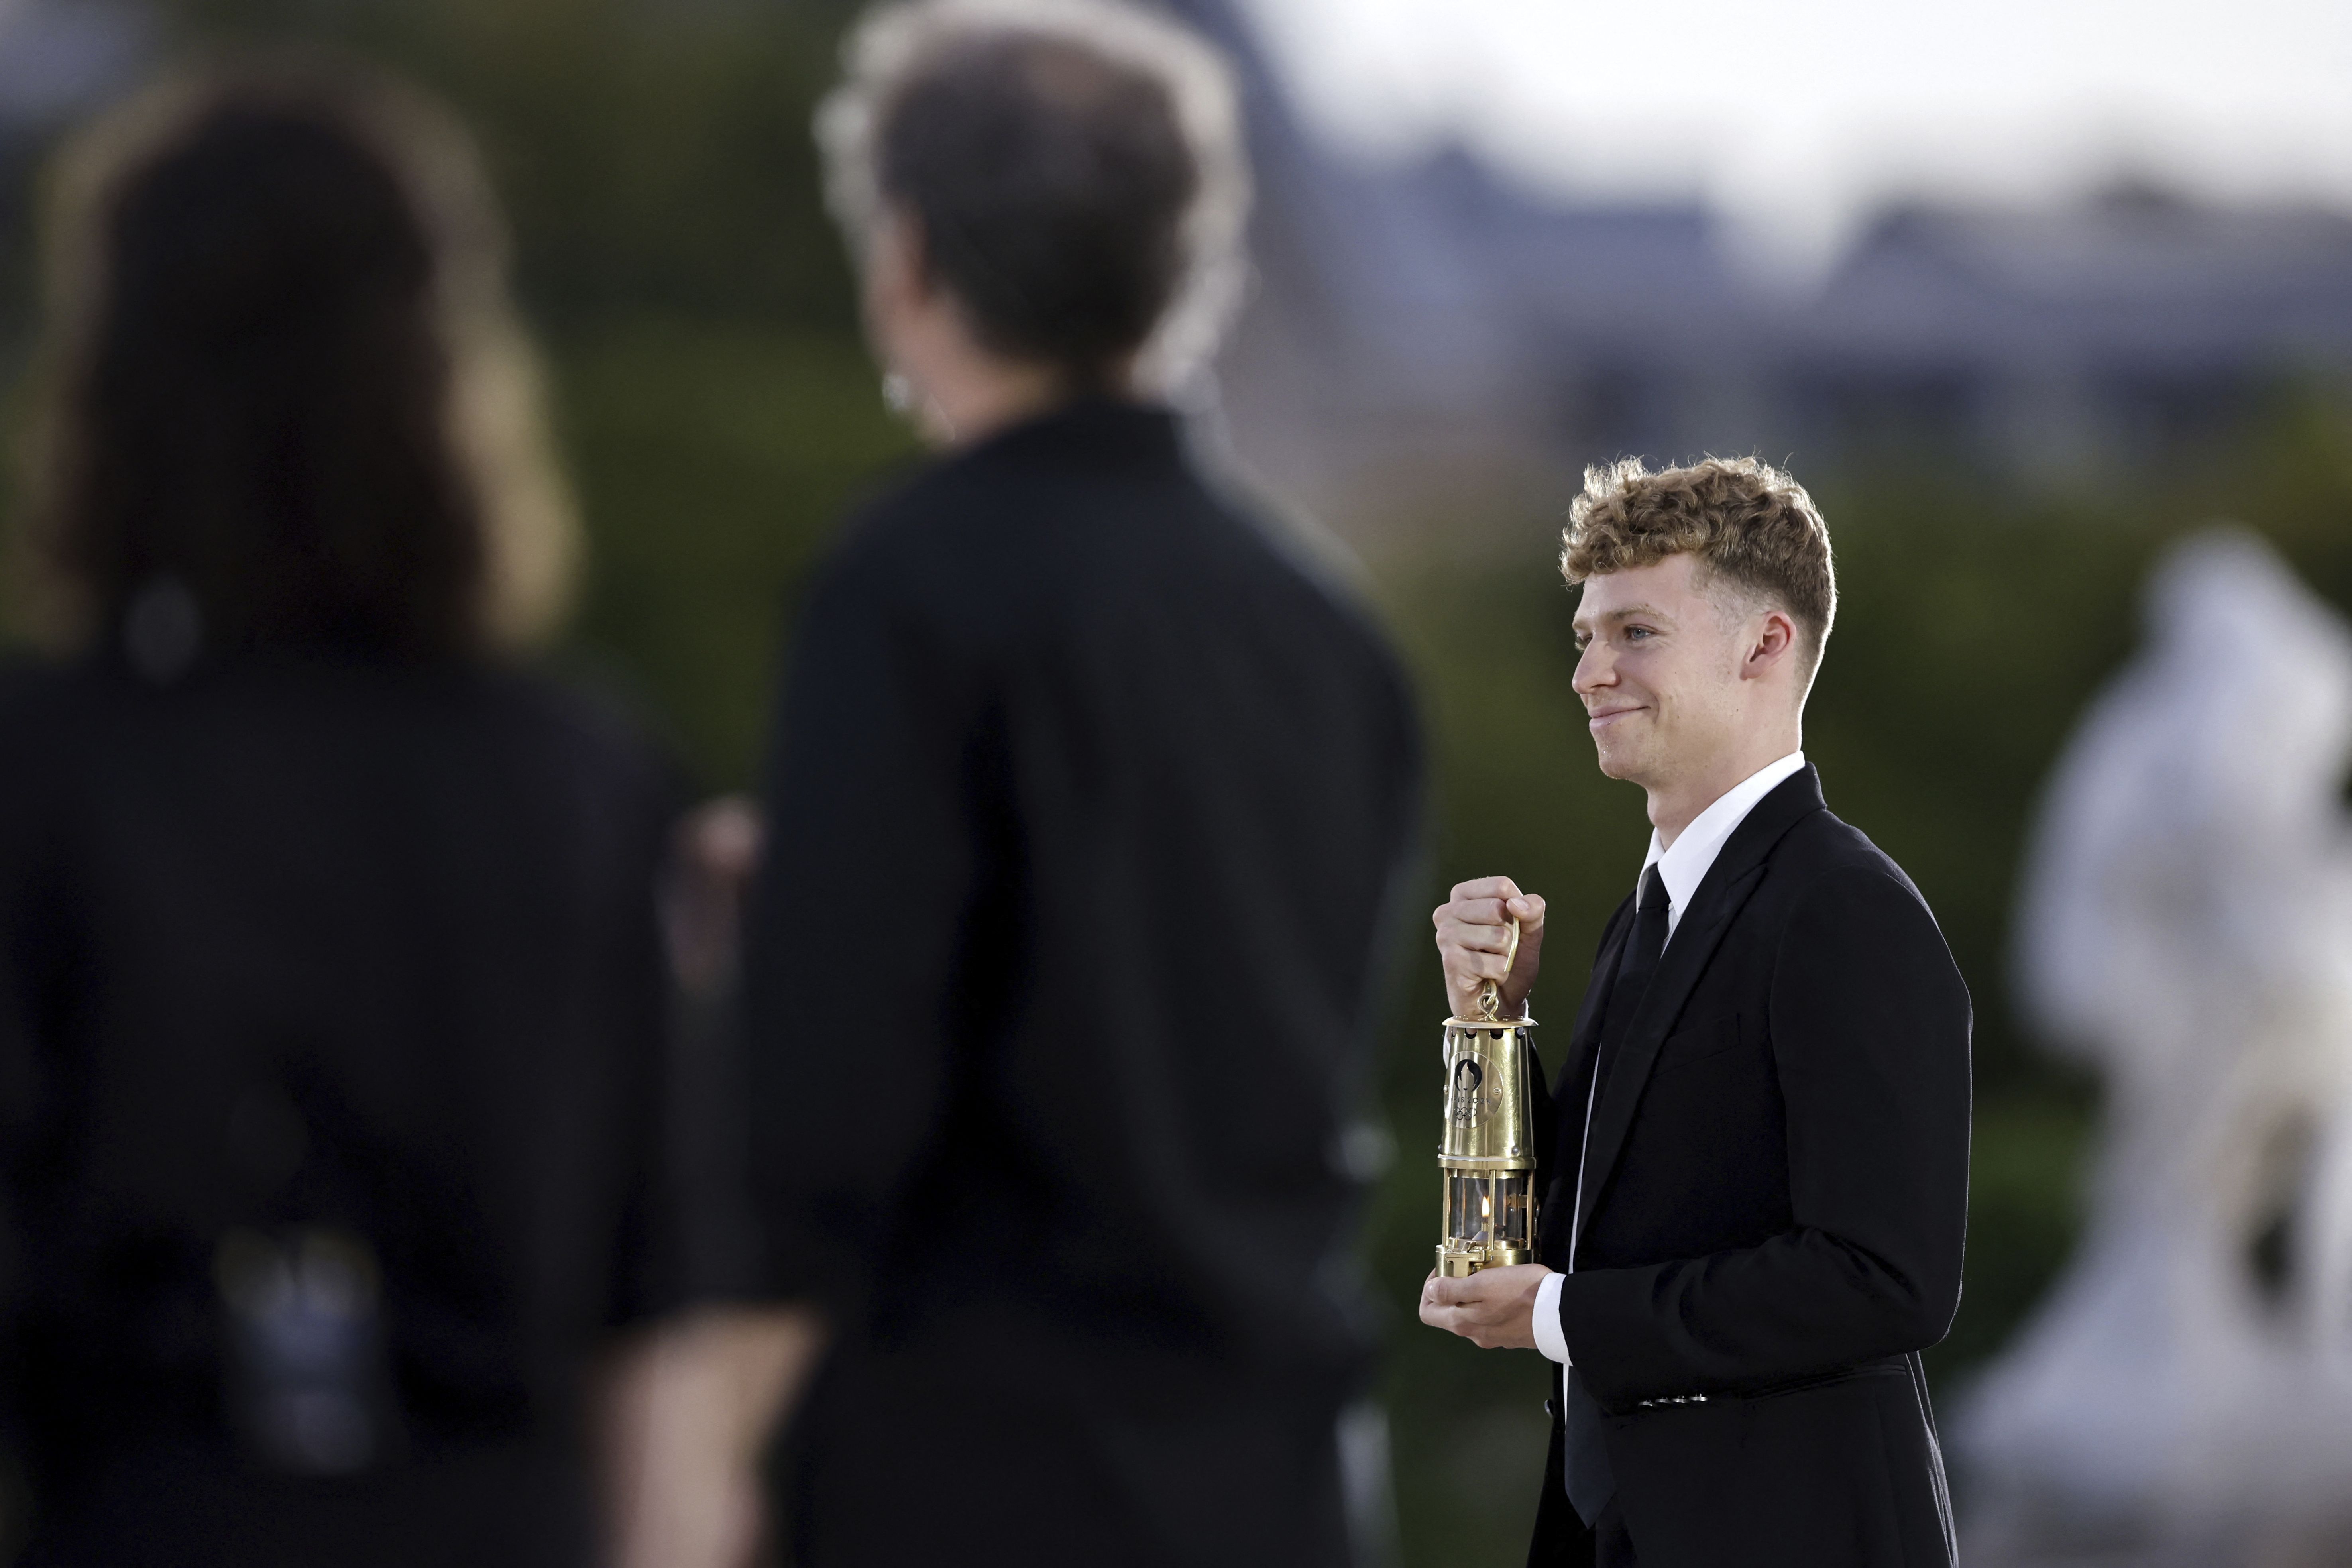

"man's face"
[1571,554,1755,790]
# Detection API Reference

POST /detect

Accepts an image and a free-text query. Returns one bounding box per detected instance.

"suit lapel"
[1570,767,1828,1261]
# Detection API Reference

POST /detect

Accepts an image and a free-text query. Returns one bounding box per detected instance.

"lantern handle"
[1474,915,1522,1024]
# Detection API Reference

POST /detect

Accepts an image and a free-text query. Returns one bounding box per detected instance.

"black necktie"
[1597,863,1671,1069]
[1562,863,1671,1530]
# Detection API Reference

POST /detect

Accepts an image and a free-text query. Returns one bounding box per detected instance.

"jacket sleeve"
[1556,863,1972,1406]
[737,540,988,1312]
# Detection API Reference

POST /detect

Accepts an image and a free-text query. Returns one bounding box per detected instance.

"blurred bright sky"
[1238,0,2352,270]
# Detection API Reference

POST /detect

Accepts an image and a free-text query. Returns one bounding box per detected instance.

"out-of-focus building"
[0,0,152,365]
[7,0,2352,548]
[1782,190,2352,483]
[1171,0,2352,549]
[0,0,145,127]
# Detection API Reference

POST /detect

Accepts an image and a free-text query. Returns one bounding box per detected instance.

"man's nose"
[1573,642,1612,694]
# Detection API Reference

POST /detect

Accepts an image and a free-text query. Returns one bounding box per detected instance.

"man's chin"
[1587,712,1651,774]
[1590,743,1643,783]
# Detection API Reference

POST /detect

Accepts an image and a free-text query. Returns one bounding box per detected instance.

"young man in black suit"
[1420,457,1970,1568]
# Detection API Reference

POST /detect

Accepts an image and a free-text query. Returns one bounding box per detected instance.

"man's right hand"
[1434,877,1546,1019]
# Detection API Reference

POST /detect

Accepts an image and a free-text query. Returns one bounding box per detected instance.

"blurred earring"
[882,372,913,415]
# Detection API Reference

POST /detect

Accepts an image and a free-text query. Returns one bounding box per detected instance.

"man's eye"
[1624,626,1653,641]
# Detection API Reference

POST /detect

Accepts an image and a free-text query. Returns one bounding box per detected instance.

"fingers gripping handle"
[1474,916,1521,1023]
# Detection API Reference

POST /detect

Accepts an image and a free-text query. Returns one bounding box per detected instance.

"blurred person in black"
[0,59,707,1567]
[715,2,1425,1564]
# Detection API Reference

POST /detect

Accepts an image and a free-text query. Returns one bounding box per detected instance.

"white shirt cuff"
[1532,1269,1570,1365]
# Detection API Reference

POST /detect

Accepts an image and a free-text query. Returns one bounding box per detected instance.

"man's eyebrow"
[1570,602,1672,629]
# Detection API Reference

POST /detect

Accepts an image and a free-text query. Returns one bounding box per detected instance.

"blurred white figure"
[1961,528,2352,1562]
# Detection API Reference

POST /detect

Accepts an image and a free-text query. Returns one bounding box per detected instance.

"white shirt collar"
[1641,751,1806,939]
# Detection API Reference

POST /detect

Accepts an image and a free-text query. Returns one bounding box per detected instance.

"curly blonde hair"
[1562,455,1836,672]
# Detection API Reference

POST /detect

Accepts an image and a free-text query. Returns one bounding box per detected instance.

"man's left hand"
[1419,1264,1551,1350]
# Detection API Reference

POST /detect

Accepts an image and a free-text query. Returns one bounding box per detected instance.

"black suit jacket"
[1530,766,1968,1568]
[741,399,1423,1568]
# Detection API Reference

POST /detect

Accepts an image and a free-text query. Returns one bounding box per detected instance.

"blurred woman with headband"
[0,58,702,1566]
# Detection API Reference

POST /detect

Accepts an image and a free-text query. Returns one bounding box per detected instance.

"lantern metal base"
[1436,1243,1535,1277]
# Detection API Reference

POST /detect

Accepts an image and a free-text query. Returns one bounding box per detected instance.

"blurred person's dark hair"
[818,0,1248,395]
[20,54,576,671]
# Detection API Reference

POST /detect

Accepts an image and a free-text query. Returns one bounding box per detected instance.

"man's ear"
[867,207,938,316]
[1742,608,1797,679]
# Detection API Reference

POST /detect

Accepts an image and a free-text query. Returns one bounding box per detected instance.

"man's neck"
[922,359,1073,448]
[913,342,1140,449]
[1647,735,1802,850]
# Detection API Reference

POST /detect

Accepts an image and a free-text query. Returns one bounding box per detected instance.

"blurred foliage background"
[2,2,2352,1565]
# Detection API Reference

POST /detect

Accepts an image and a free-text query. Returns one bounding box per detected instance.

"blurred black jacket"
[0,655,684,1568]
[1532,766,1970,1568]
[741,399,1422,1568]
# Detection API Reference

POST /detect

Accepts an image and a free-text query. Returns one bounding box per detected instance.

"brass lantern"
[1436,920,1539,1277]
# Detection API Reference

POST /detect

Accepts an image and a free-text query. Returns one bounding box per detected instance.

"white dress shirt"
[1530,751,1806,1368]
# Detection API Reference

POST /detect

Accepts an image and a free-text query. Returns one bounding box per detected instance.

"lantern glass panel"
[1442,1171,1535,1252]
